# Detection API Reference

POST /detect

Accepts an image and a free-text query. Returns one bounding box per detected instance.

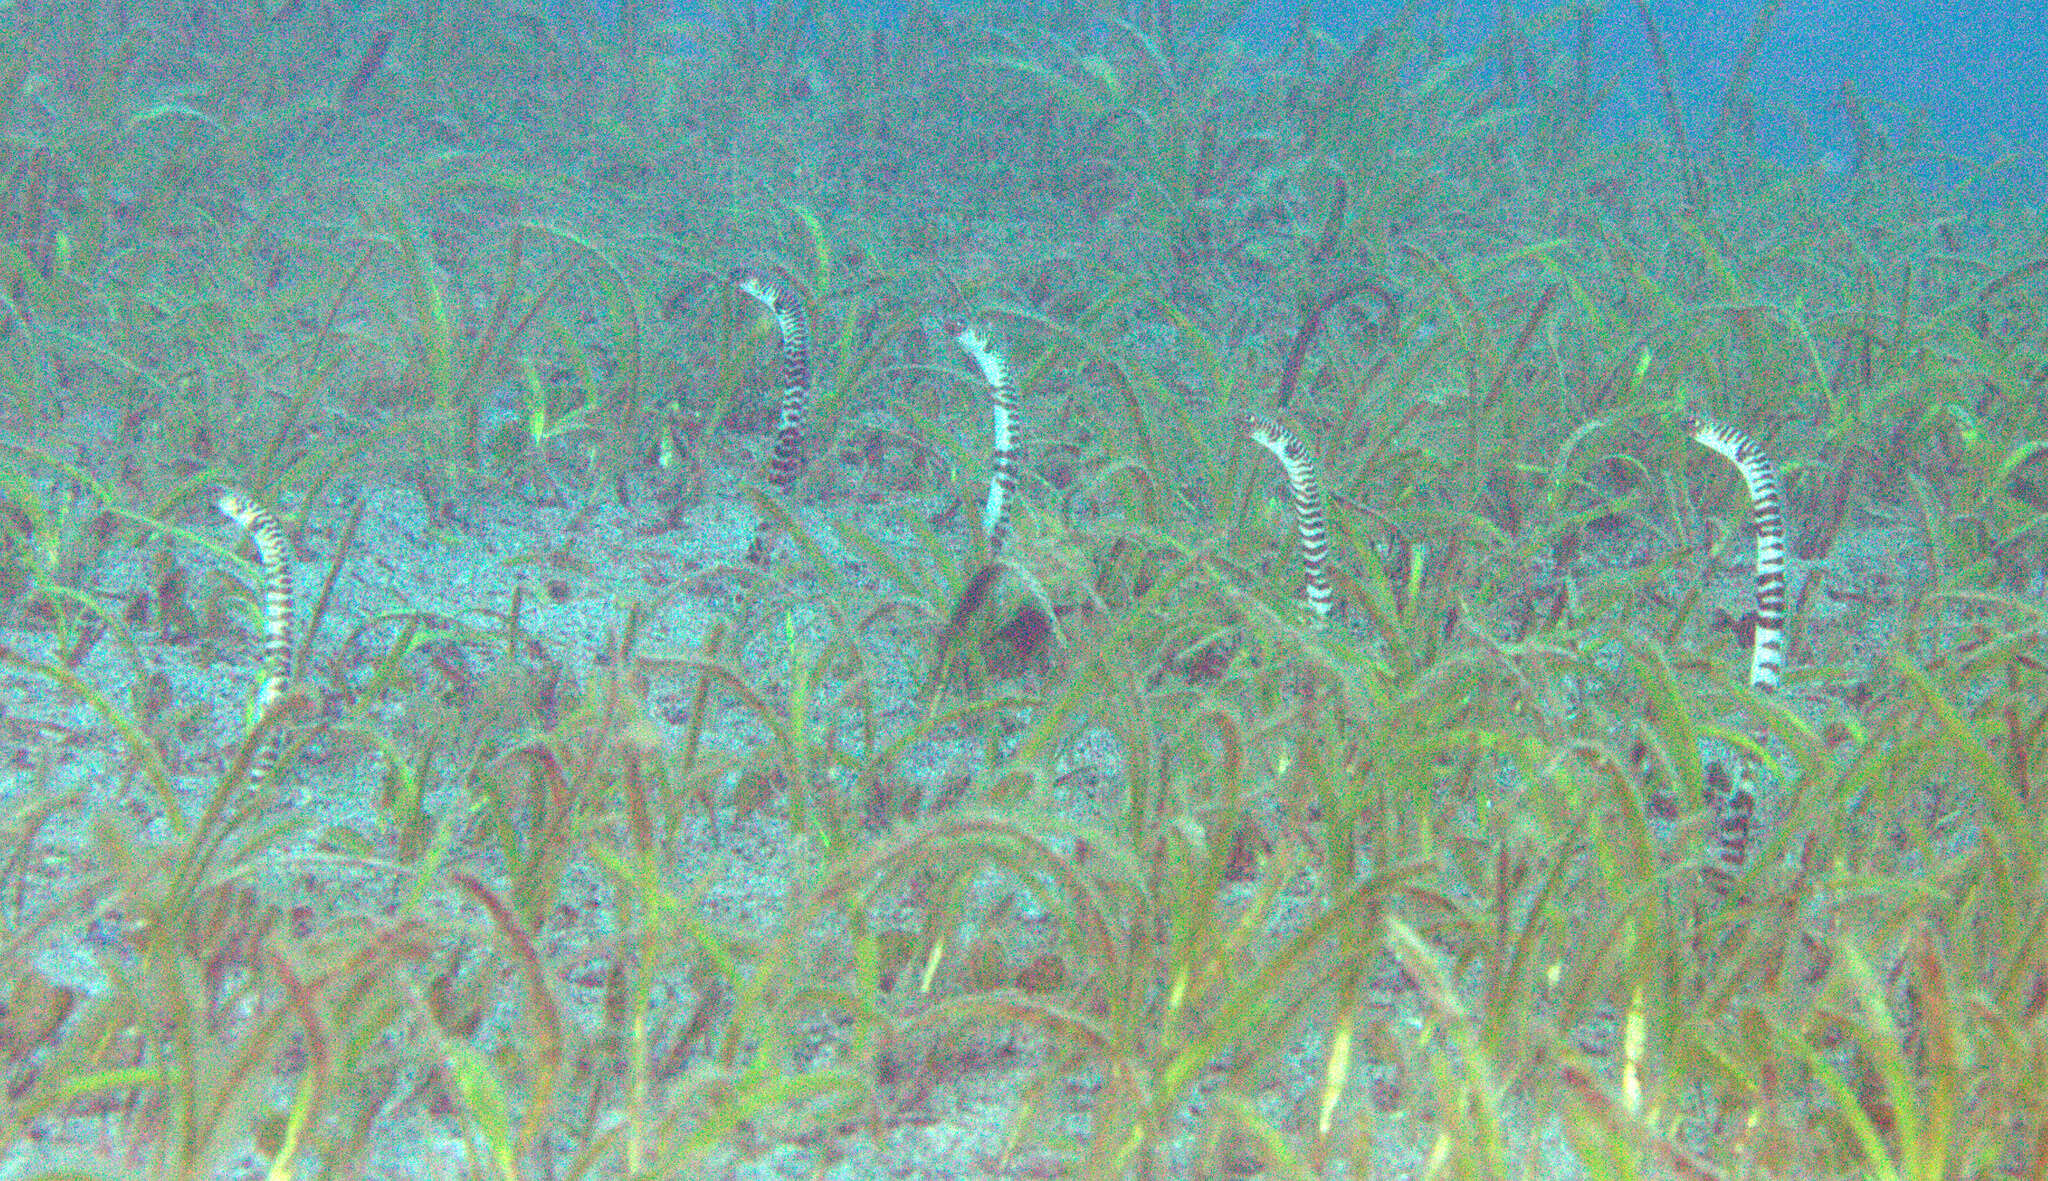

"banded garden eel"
[731,266,812,492]
[1233,411,1334,618]
[732,266,812,562]
[926,317,1066,691]
[216,488,297,791]
[945,318,1020,554]
[1684,413,1788,883]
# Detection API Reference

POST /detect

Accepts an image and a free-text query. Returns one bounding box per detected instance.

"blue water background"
[656,0,2044,205]
[1297,0,2040,163]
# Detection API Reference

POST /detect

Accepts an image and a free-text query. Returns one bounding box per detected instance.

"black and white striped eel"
[1233,411,1334,618]
[732,267,811,493]
[217,489,296,791]
[1684,414,1788,882]
[948,318,1020,555]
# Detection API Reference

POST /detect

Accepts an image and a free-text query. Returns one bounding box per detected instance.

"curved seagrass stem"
[1684,414,1788,883]
[1233,411,1333,618]
[217,488,297,793]
[947,318,1021,556]
[1274,279,1399,411]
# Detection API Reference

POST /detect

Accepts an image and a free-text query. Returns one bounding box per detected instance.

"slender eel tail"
[1233,411,1334,619]
[217,489,296,792]
[1684,414,1788,883]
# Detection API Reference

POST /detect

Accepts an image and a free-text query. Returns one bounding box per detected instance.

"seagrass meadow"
[2,0,2047,1176]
